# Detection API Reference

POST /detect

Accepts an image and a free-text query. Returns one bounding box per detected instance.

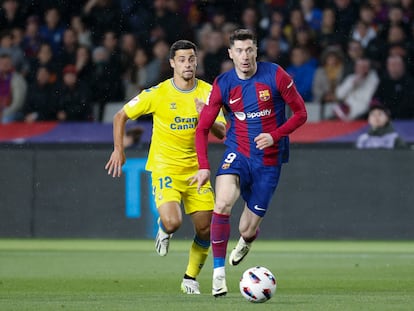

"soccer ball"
[239,266,277,303]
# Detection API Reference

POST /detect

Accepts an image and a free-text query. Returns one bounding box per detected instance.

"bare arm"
[104,109,129,177]
[210,121,226,139]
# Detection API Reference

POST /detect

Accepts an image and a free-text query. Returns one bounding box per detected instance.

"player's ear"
[169,58,175,68]
[228,48,233,60]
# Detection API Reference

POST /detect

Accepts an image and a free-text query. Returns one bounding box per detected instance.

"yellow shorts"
[151,171,214,214]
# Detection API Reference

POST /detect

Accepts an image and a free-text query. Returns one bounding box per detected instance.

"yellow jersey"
[124,78,225,174]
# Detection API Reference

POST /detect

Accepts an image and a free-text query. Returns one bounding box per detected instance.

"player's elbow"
[299,109,307,124]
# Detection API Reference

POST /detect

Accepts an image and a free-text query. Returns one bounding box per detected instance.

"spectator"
[239,6,265,43]
[343,39,364,76]
[332,0,359,46]
[286,46,317,102]
[39,7,66,56]
[90,46,124,120]
[22,65,58,122]
[56,64,92,121]
[119,32,137,77]
[82,0,124,46]
[221,22,239,52]
[334,57,379,120]
[27,42,58,84]
[387,43,414,76]
[124,47,152,99]
[21,0,84,24]
[293,26,320,59]
[356,104,407,149]
[0,0,25,31]
[102,30,122,79]
[21,15,42,60]
[202,30,228,83]
[374,55,414,119]
[58,28,79,69]
[317,7,340,50]
[119,0,152,41]
[151,0,189,44]
[385,24,413,59]
[70,15,92,49]
[259,37,289,68]
[0,29,26,73]
[401,0,414,23]
[284,7,307,46]
[220,59,234,74]
[11,26,23,49]
[146,39,171,86]
[263,21,290,54]
[210,8,228,31]
[312,46,345,118]
[368,24,412,73]
[378,5,410,41]
[74,45,94,86]
[368,0,389,25]
[0,53,27,123]
[300,0,322,31]
[358,3,378,34]
[350,19,377,48]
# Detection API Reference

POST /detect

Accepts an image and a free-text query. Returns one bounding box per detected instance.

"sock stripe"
[214,257,225,269]
[194,235,210,249]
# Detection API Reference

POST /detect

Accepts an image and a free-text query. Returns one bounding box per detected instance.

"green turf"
[1,240,414,311]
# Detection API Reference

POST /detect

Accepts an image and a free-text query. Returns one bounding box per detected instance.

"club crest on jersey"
[258,90,270,101]
[221,163,230,169]
[170,102,177,109]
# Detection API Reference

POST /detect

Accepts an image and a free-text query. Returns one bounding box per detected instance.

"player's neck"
[172,76,195,91]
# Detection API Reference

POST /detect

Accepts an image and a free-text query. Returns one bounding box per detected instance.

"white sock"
[213,267,225,278]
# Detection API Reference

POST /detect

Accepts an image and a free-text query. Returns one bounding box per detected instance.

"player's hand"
[188,169,211,191]
[195,98,206,114]
[105,149,126,178]
[254,133,274,150]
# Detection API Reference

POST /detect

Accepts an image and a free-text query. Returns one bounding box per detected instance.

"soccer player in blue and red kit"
[190,29,307,297]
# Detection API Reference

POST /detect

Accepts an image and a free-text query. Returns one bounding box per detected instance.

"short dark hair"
[229,29,257,46]
[169,40,197,59]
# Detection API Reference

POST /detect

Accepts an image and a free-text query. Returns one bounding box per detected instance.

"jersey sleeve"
[196,79,224,169]
[123,86,158,120]
[270,66,307,141]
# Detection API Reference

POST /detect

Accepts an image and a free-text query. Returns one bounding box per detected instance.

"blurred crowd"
[1,0,414,124]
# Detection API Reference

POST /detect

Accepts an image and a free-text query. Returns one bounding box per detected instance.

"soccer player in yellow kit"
[105,40,226,294]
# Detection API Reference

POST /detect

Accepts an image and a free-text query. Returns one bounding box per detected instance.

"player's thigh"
[244,164,281,217]
[182,179,214,215]
[214,174,240,214]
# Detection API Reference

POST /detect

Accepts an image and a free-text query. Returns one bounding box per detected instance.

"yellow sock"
[185,236,210,279]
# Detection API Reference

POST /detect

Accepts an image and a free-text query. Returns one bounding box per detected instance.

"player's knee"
[161,217,182,233]
[214,200,232,214]
[195,224,210,241]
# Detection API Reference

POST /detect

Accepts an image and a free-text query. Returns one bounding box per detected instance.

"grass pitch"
[1,239,414,311]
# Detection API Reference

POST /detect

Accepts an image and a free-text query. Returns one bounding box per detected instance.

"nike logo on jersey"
[253,205,266,212]
[287,80,294,89]
[229,97,241,104]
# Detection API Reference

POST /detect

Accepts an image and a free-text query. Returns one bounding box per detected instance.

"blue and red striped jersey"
[196,62,307,169]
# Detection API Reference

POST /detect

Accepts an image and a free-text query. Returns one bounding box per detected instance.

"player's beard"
[182,71,194,81]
